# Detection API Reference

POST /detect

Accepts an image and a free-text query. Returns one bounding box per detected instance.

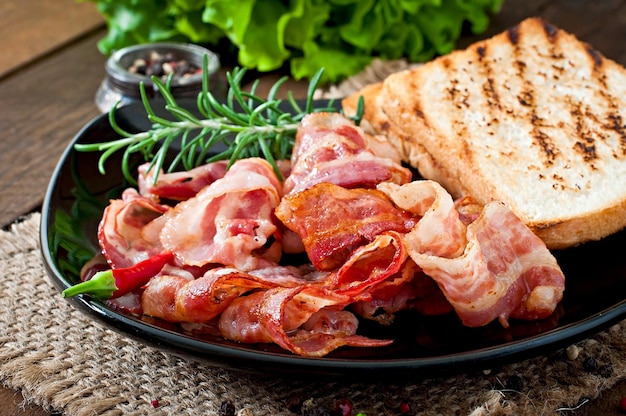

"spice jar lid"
[97,42,220,111]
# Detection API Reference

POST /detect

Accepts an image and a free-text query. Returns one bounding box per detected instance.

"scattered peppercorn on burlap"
[3,61,626,416]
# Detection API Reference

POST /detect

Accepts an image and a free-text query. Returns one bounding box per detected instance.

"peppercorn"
[176,60,192,77]
[399,402,411,414]
[286,394,304,413]
[504,374,524,391]
[219,399,236,416]
[619,396,626,412]
[127,51,200,80]
[598,364,614,378]
[582,356,599,372]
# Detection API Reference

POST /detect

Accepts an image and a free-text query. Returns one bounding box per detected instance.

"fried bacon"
[218,286,392,357]
[275,183,417,271]
[142,234,407,355]
[93,112,567,357]
[141,266,319,322]
[350,259,453,323]
[138,160,228,201]
[379,180,565,327]
[98,188,169,268]
[159,158,283,271]
[283,112,412,195]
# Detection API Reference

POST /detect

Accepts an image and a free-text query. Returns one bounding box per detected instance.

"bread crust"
[344,17,626,249]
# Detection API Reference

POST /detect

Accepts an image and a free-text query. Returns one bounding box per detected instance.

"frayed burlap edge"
[315,58,420,99]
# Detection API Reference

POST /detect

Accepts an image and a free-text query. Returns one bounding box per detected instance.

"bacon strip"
[276,182,417,271]
[379,180,565,327]
[159,158,283,271]
[351,260,453,323]
[141,266,317,322]
[138,161,228,201]
[283,112,412,195]
[219,286,392,357]
[378,180,467,258]
[330,232,408,299]
[98,188,169,268]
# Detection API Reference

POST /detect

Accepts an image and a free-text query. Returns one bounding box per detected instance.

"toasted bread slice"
[345,17,626,249]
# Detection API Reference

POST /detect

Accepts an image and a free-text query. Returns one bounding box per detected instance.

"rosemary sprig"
[75,55,364,184]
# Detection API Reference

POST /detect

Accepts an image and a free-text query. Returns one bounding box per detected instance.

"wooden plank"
[0,0,105,78]
[0,388,49,416]
[0,29,107,228]
[539,0,626,65]
[457,0,554,48]
[456,0,626,66]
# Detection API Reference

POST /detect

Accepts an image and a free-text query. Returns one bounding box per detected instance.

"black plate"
[40,100,626,379]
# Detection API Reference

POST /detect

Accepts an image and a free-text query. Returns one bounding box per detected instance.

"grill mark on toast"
[586,45,603,69]
[474,43,502,111]
[517,90,533,107]
[530,109,558,166]
[578,46,626,158]
[515,59,533,108]
[403,72,430,130]
[532,118,559,164]
[412,102,426,121]
[445,57,470,110]
[541,20,558,42]
[604,113,626,157]
[513,27,559,166]
[571,103,599,166]
[441,54,474,170]
[589,61,626,158]
[507,24,520,45]
[573,141,598,163]
[447,78,459,102]
[538,15,568,169]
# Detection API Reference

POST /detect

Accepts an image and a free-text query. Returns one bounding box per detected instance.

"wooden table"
[1,1,625,414]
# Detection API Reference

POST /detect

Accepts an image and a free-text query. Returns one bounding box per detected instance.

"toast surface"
[345,17,626,248]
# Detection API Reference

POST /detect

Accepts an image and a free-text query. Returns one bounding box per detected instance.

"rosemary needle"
[75,55,364,184]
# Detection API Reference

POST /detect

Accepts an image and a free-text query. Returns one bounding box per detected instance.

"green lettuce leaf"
[91,0,181,54]
[202,0,256,45]
[174,10,223,43]
[80,0,504,82]
[236,0,291,71]
[283,0,330,50]
[291,41,373,83]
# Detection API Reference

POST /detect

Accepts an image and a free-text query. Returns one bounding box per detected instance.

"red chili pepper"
[62,252,174,300]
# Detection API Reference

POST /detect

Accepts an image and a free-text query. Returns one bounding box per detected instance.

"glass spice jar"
[95,42,220,113]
